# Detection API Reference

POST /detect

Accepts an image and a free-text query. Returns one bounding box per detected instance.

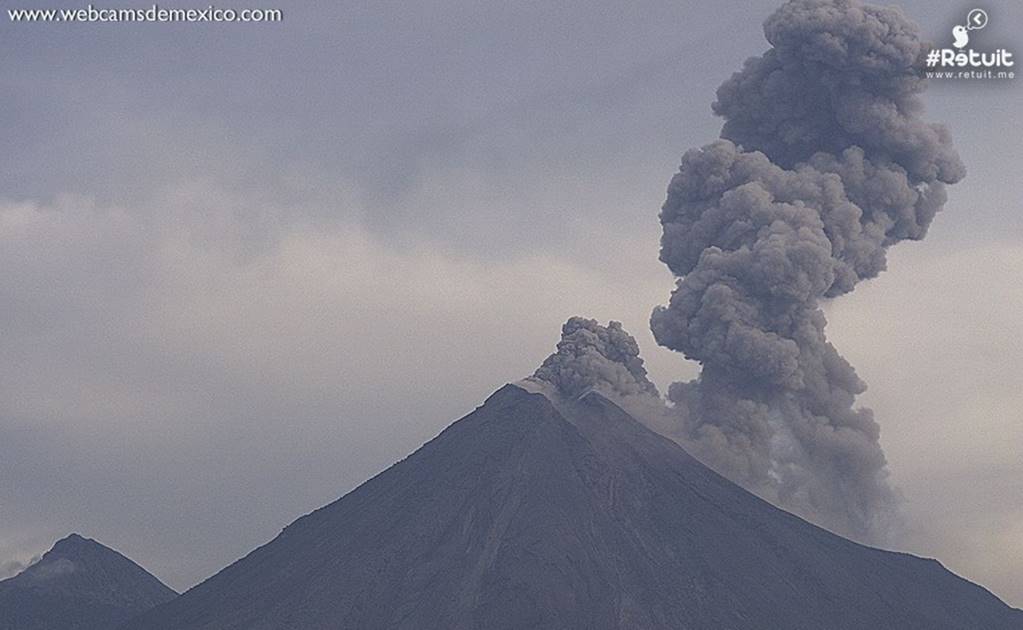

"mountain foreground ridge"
[122,384,1022,630]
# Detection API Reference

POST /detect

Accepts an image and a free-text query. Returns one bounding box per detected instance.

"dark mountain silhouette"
[124,385,1022,629]
[0,533,176,630]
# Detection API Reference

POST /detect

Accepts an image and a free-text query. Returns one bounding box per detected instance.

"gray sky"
[1,0,1021,607]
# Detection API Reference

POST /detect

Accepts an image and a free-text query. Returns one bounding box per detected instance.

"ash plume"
[522,317,662,417]
[650,0,963,543]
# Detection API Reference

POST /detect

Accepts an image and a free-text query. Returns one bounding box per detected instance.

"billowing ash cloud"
[650,0,963,543]
[523,317,660,406]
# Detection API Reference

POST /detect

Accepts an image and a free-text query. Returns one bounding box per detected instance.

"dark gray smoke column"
[651,0,964,543]
[531,317,659,400]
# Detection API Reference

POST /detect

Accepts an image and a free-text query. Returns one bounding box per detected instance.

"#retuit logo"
[925,7,1015,80]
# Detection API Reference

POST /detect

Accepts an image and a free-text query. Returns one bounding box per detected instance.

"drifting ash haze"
[642,0,965,544]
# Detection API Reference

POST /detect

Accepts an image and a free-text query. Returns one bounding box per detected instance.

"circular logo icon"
[966,8,988,30]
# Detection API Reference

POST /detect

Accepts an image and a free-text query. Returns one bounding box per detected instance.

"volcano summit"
[123,321,1021,630]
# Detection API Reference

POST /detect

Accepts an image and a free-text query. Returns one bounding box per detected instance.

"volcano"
[123,384,1021,629]
[0,533,176,630]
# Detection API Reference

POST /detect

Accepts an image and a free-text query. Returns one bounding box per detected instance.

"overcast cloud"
[0,0,1020,607]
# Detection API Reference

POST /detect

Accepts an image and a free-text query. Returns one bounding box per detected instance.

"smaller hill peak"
[0,533,177,630]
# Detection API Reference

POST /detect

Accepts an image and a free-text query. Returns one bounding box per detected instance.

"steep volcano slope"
[124,385,1022,630]
[0,533,176,630]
